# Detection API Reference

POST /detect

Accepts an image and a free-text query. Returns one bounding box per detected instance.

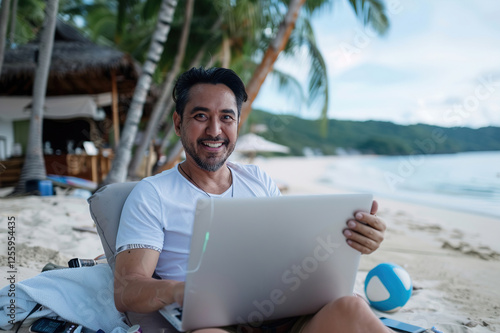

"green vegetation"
[248,109,500,156]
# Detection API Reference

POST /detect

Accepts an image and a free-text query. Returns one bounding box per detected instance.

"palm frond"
[142,0,162,21]
[348,0,390,35]
[116,0,143,43]
[301,0,333,16]
[270,68,306,108]
[10,0,45,44]
[282,16,329,123]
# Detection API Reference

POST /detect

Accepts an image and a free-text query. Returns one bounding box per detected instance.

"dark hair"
[173,67,248,119]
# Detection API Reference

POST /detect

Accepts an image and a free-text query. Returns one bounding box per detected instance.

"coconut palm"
[101,0,178,185]
[240,0,389,125]
[127,0,195,178]
[240,0,307,126]
[12,0,60,194]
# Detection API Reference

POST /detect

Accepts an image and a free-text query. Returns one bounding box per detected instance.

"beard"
[181,135,236,172]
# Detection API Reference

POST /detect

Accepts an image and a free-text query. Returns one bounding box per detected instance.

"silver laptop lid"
[181,193,372,331]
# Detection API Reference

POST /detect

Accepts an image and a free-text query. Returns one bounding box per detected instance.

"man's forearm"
[114,276,182,313]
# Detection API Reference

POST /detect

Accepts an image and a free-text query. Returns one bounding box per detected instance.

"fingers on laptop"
[344,212,386,254]
[344,231,381,254]
[370,200,379,215]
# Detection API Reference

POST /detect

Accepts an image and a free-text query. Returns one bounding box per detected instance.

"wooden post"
[111,70,120,149]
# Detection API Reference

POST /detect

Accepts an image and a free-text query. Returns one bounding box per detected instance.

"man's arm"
[113,248,184,313]
[343,200,387,254]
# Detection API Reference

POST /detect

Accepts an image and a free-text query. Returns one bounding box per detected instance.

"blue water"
[323,151,500,218]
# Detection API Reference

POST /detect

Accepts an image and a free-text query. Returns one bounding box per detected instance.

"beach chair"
[88,182,178,333]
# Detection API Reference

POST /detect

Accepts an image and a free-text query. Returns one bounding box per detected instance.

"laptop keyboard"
[174,307,183,321]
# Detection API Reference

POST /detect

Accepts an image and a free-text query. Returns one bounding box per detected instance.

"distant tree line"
[248,109,500,156]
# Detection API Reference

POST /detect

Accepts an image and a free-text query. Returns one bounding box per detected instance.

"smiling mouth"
[200,137,228,149]
[203,142,224,148]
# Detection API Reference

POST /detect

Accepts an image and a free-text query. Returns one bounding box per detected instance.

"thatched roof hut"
[0,20,140,96]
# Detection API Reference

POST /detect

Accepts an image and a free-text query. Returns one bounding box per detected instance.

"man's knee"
[303,296,373,332]
[327,295,369,315]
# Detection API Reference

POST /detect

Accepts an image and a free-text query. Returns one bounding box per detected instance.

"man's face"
[174,83,239,172]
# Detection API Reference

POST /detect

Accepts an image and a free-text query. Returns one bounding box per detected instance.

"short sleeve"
[116,180,165,253]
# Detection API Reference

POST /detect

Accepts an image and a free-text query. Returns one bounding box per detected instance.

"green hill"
[246,109,500,156]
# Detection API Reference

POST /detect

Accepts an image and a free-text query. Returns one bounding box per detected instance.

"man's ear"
[173,112,181,136]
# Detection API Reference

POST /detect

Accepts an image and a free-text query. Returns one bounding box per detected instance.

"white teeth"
[204,142,223,148]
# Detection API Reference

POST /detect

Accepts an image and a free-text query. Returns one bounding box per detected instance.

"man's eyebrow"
[188,106,210,114]
[221,109,236,116]
[188,107,236,116]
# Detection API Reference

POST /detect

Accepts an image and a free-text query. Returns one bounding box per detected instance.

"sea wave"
[322,151,500,218]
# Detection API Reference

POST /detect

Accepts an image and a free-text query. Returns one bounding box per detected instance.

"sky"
[253,0,500,129]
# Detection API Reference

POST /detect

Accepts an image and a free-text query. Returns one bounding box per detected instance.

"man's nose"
[206,118,222,137]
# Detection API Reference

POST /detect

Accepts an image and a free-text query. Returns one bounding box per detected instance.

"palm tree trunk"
[101,0,178,186]
[12,0,59,194]
[159,121,175,153]
[239,0,306,127]
[128,0,194,178]
[221,36,231,68]
[9,0,18,48]
[0,0,11,75]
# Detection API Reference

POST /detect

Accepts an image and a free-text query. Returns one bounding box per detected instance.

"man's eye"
[222,115,234,121]
[194,114,207,120]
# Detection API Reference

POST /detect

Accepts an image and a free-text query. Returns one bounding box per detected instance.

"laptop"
[159,193,372,331]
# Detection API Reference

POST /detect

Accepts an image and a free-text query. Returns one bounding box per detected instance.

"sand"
[1,156,499,332]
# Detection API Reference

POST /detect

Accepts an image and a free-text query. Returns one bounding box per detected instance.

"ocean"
[322,151,500,219]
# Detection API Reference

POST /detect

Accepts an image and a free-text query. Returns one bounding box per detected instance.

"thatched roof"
[0,20,140,96]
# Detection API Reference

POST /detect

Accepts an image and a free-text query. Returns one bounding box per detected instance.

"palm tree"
[240,0,389,126]
[0,0,11,74]
[127,0,195,178]
[280,16,330,134]
[12,0,60,194]
[101,0,178,185]
[240,0,307,126]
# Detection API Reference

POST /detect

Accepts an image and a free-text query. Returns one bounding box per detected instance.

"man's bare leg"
[301,296,391,333]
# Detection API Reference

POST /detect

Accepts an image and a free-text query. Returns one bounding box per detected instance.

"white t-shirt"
[116,161,281,281]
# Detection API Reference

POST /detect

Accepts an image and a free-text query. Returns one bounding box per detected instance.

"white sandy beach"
[1,155,499,332]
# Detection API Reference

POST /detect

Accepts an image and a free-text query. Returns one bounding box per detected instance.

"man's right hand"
[172,281,185,307]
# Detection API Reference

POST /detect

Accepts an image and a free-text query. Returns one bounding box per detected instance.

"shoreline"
[264,153,500,220]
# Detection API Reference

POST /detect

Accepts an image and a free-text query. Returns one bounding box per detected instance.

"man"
[114,67,390,333]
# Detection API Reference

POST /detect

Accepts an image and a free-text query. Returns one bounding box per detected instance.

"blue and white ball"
[364,263,412,312]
